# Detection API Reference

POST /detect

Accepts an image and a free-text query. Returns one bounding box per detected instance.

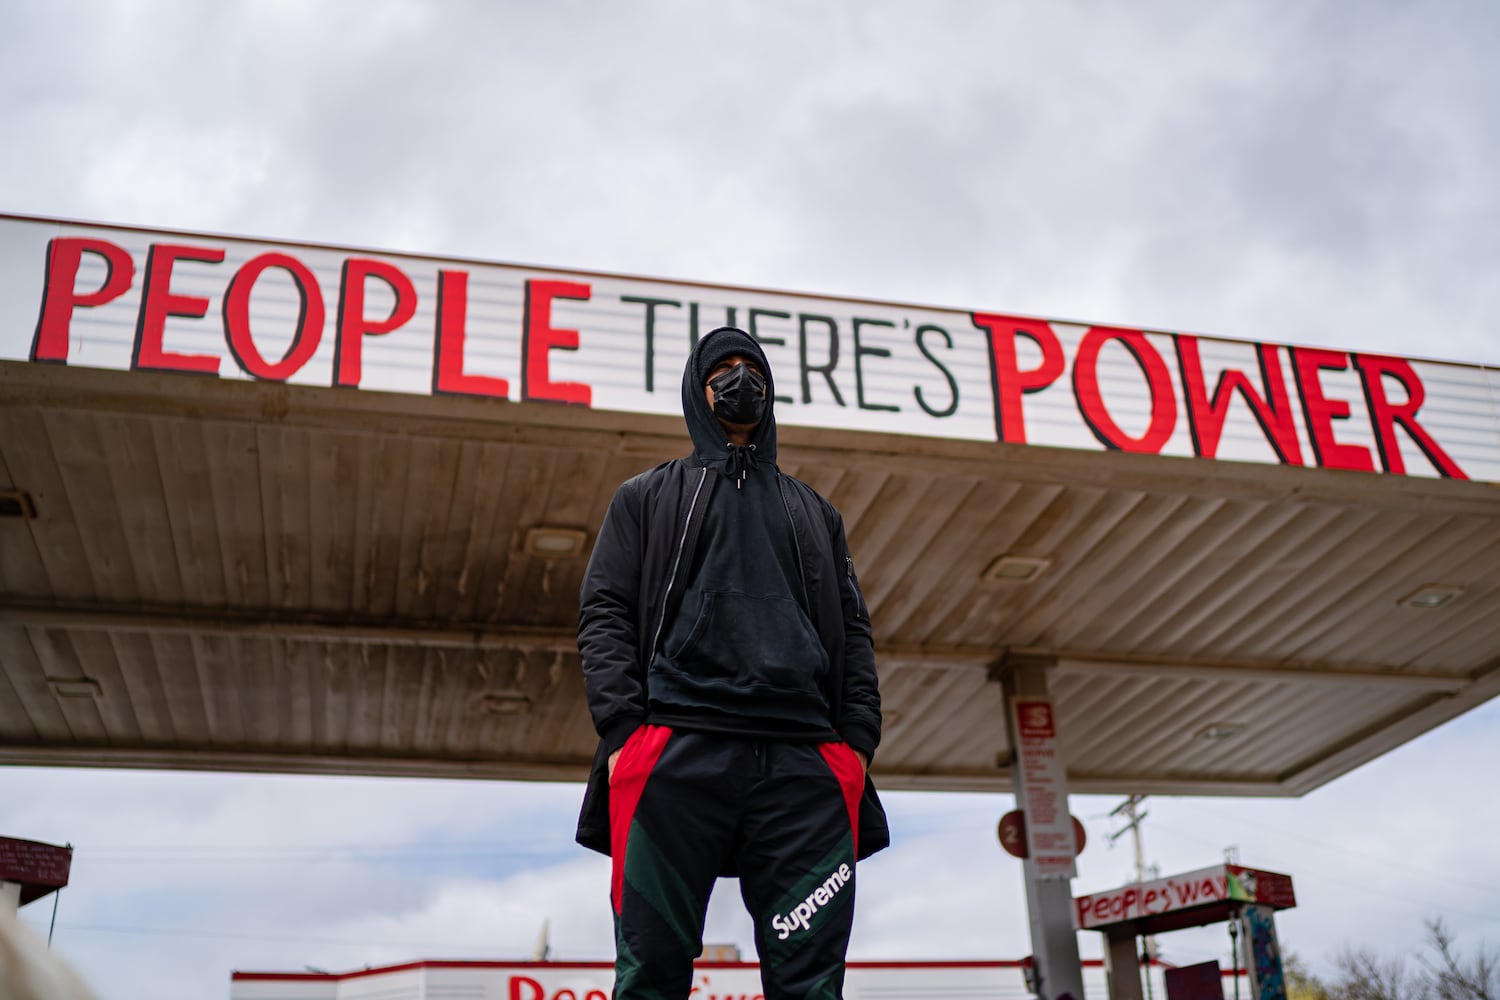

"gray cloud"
[6,1,1496,363]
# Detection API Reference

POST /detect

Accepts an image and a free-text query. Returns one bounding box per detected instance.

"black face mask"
[708,364,767,426]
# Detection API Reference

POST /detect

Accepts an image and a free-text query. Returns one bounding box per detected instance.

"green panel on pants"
[622,819,704,958]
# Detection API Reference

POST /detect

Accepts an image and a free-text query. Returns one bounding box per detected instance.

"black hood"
[681,326,778,474]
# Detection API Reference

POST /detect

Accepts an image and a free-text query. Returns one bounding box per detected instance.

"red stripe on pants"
[818,742,864,860]
[609,724,673,914]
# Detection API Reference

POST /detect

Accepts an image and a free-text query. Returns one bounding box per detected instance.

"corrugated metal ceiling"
[2,361,1497,795]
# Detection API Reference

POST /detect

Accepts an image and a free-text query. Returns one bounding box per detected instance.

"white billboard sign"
[4,214,1497,483]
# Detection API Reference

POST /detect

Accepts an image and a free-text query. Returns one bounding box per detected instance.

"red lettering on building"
[1072,326,1176,453]
[334,258,418,387]
[432,269,509,399]
[1075,866,1254,929]
[31,237,135,363]
[1175,336,1303,465]
[522,279,592,405]
[1354,354,1468,479]
[509,976,545,1000]
[132,243,226,375]
[222,252,325,381]
[972,312,1065,444]
[506,976,606,1000]
[1289,347,1376,472]
[1170,875,1224,907]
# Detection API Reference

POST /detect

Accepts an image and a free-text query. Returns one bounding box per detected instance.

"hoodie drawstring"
[725,443,759,489]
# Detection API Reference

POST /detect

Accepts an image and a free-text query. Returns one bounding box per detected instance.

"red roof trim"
[232,958,1111,982]
[232,960,614,982]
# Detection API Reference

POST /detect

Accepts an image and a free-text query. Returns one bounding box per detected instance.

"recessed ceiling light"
[523,527,588,558]
[48,677,102,699]
[982,555,1051,583]
[1195,723,1245,742]
[1398,585,1464,609]
[470,690,531,715]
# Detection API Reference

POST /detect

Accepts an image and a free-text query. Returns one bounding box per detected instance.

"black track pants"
[608,727,866,1000]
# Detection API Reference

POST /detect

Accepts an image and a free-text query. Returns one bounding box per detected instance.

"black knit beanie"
[696,327,762,385]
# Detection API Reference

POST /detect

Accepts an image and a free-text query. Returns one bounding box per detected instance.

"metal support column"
[1103,931,1147,1000]
[1000,656,1086,1000]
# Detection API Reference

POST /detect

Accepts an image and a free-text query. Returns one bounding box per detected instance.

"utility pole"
[1108,796,1157,999]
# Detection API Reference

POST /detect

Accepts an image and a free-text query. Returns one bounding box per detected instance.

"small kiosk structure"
[0,836,73,914]
[1074,864,1296,1000]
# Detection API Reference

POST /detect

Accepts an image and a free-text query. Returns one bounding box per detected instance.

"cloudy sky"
[3,1,1499,997]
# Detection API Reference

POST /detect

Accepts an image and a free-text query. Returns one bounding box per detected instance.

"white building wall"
[232,959,1177,1000]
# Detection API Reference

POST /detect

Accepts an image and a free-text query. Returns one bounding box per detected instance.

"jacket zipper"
[846,556,868,621]
[650,466,710,655]
[777,474,811,610]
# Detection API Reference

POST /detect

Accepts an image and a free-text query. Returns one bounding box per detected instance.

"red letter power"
[1072,326,1177,453]
[1289,347,1375,472]
[971,312,1065,444]
[1354,353,1467,478]
[1175,336,1303,465]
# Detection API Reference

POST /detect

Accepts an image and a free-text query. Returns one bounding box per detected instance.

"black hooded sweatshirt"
[647,330,834,737]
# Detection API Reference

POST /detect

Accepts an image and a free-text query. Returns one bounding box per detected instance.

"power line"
[74,836,564,854]
[1136,817,1500,924]
[66,837,580,867]
[78,849,577,867]
[1176,800,1500,897]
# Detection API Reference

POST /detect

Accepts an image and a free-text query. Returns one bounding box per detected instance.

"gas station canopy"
[2,215,1498,796]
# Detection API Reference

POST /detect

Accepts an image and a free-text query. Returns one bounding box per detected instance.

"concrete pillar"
[1103,932,1146,1000]
[1,879,19,914]
[999,656,1086,1000]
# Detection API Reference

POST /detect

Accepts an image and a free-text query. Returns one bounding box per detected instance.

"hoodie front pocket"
[666,589,829,695]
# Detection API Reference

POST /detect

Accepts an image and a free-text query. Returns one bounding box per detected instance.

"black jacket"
[574,328,889,861]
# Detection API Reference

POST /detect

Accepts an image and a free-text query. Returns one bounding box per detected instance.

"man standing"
[575,326,888,1000]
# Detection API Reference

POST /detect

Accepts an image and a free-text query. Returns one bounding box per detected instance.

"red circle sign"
[997,810,1087,859]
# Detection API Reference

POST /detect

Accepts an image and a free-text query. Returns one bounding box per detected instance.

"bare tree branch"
[1331,947,1417,1000]
[1418,918,1498,1000]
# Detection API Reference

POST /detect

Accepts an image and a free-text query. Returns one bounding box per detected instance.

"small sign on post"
[1010,697,1077,876]
[998,810,1087,859]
